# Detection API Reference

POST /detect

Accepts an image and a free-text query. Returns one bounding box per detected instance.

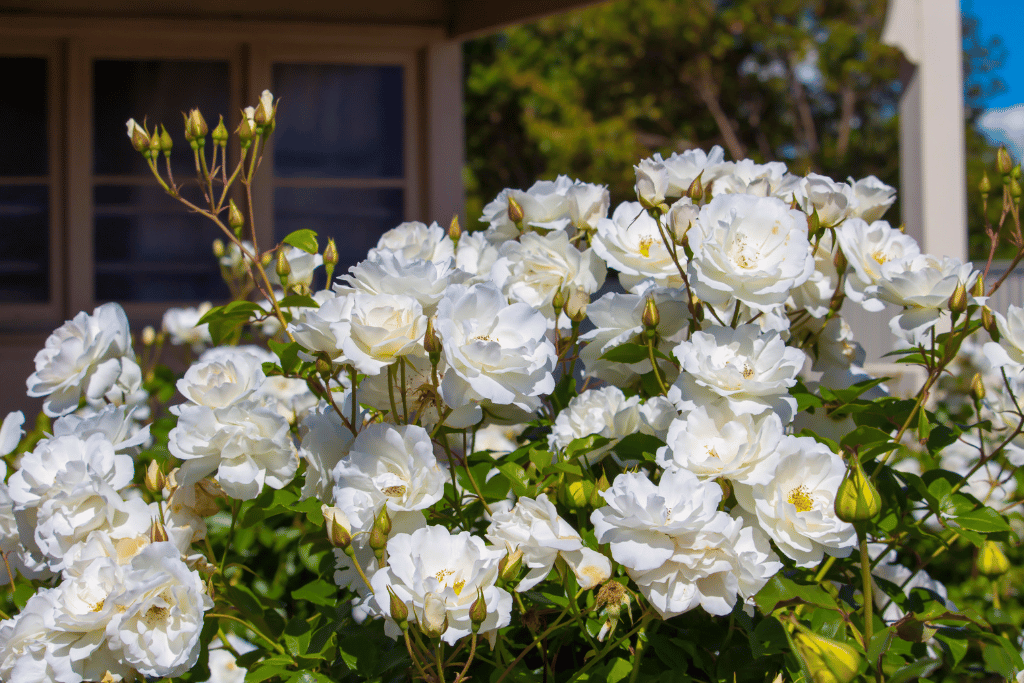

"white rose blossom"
[687,194,814,311]
[548,386,664,465]
[341,292,427,376]
[175,352,266,409]
[338,251,469,317]
[734,436,857,566]
[27,303,136,417]
[370,221,454,265]
[370,525,513,645]
[485,494,611,591]
[592,201,685,292]
[848,175,896,222]
[481,177,574,243]
[984,304,1024,370]
[835,218,920,310]
[162,303,213,352]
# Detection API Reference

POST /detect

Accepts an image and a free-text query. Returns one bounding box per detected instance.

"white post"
[424,40,466,226]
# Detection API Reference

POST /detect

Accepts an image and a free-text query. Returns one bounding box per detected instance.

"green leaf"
[599,342,652,364]
[282,229,319,254]
[283,616,312,659]
[605,658,633,683]
[292,579,338,607]
[245,663,293,683]
[268,340,303,375]
[887,658,941,683]
[952,506,1011,533]
[612,432,665,460]
[754,574,839,613]
[934,627,969,666]
[498,462,530,497]
[277,294,319,309]
[839,425,895,452]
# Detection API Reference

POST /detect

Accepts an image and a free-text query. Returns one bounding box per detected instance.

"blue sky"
[961,0,1024,108]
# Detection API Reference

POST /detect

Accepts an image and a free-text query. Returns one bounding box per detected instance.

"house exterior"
[0,0,601,414]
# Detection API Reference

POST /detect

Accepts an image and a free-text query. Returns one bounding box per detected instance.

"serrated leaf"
[952,506,1010,533]
[282,229,319,254]
[498,462,530,497]
[292,579,338,607]
[887,658,941,683]
[599,342,652,364]
[277,294,319,309]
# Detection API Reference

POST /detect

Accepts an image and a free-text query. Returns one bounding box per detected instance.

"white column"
[424,40,466,226]
[882,0,967,261]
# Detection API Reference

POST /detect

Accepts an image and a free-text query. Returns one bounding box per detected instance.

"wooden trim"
[272,177,406,189]
[66,36,92,316]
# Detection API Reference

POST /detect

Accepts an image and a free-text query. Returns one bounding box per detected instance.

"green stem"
[454,632,478,682]
[858,526,874,647]
[207,612,290,658]
[219,499,240,574]
[646,335,670,395]
[628,613,654,683]
[566,611,650,683]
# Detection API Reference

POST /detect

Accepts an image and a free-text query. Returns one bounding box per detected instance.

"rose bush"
[2,91,1024,683]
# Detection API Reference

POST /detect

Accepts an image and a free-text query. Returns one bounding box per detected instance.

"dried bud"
[141,325,157,347]
[948,280,968,315]
[997,146,1014,176]
[321,505,352,550]
[275,246,291,283]
[834,454,882,523]
[565,285,589,323]
[387,586,409,630]
[212,239,226,258]
[978,540,1010,577]
[499,544,524,584]
[448,214,462,243]
[507,195,525,225]
[159,125,173,157]
[793,629,861,683]
[323,237,339,284]
[971,372,986,402]
[211,115,228,146]
[149,520,169,544]
[687,172,703,201]
[469,587,487,632]
[979,172,991,198]
[126,118,150,152]
[145,460,165,493]
[419,593,449,639]
[983,306,999,341]
[641,296,660,333]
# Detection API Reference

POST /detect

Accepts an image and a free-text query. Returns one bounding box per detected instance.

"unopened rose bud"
[184,108,208,145]
[212,239,226,259]
[833,247,847,274]
[997,146,1013,176]
[687,172,703,201]
[978,540,1010,577]
[1015,165,1023,180]
[255,89,276,128]
[141,325,157,347]
[469,587,487,633]
[323,238,339,284]
[971,372,986,402]
[793,629,860,683]
[507,195,524,226]
[983,306,999,341]
[499,544,524,584]
[834,454,881,523]
[275,246,291,284]
[228,200,245,236]
[979,172,991,199]
[551,288,567,317]
[145,460,165,493]
[448,214,461,243]
[211,115,228,146]
[642,296,660,335]
[149,520,169,544]
[321,504,352,550]
[159,125,173,157]
[127,118,150,152]
[388,586,409,630]
[807,208,821,235]
[947,280,968,315]
[369,505,391,559]
[237,110,255,146]
[565,285,589,323]
[423,317,441,362]
[315,351,333,378]
[973,274,985,298]
[420,593,449,638]
[1010,176,1022,201]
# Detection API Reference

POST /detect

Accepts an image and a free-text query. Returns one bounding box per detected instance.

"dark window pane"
[274,187,403,274]
[0,57,47,177]
[272,64,404,179]
[93,60,230,177]
[94,185,228,302]
[0,185,48,302]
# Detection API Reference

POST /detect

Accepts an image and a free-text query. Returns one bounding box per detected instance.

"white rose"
[848,175,896,222]
[788,230,839,318]
[481,177,574,244]
[490,230,606,324]
[668,324,805,423]
[51,405,151,455]
[27,303,135,417]
[485,494,611,591]
[370,221,454,265]
[711,159,798,199]
[454,232,501,284]
[592,201,685,292]
[657,405,783,486]
[162,302,213,352]
[793,173,854,228]
[371,525,513,645]
[342,292,427,376]
[565,180,610,231]
[435,283,557,421]
[688,194,814,311]
[331,423,448,534]
[734,436,857,566]
[548,386,648,464]
[835,218,920,310]
[170,401,298,501]
[872,255,978,346]
[175,353,266,408]
[984,305,1024,370]
[339,251,468,317]
[289,291,354,363]
[108,542,213,678]
[0,411,24,456]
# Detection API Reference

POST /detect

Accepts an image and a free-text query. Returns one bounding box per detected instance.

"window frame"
[0,17,441,327]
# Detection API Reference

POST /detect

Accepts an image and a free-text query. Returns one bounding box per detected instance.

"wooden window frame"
[0,17,443,329]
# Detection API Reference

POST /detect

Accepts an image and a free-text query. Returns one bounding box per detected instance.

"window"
[0,22,434,328]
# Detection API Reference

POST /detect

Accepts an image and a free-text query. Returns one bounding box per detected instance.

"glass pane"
[94,185,229,302]
[93,60,230,178]
[274,187,404,275]
[0,57,47,177]
[0,185,49,302]
[272,64,404,179]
